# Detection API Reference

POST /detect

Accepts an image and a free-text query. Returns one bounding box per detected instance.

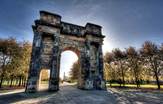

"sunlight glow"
[102,36,114,53]
[60,51,78,79]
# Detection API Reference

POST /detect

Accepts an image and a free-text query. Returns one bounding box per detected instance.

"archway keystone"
[26,11,106,92]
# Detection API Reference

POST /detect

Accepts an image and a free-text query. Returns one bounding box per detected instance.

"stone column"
[81,41,94,89]
[78,52,89,89]
[49,34,60,91]
[97,45,106,90]
[78,52,85,89]
[25,29,42,92]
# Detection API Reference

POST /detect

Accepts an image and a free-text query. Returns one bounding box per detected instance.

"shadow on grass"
[0,84,78,104]
[0,88,58,104]
[108,87,163,104]
[108,86,163,93]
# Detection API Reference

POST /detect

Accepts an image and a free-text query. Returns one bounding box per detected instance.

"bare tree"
[112,48,127,87]
[126,46,142,88]
[104,52,116,86]
[140,41,162,89]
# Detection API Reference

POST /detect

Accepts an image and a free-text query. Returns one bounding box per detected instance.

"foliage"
[140,41,163,89]
[112,48,127,86]
[0,38,31,87]
[126,46,142,88]
[104,41,163,89]
[69,61,80,81]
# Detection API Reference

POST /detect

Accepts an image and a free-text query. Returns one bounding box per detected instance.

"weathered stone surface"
[26,11,106,92]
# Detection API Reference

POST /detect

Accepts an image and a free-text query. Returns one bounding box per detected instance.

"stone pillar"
[82,41,94,89]
[79,52,90,89]
[97,45,106,90]
[78,52,85,89]
[49,34,60,91]
[25,28,42,92]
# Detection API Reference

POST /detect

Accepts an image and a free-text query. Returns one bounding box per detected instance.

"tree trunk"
[10,78,13,87]
[21,78,24,86]
[122,69,125,87]
[155,71,160,89]
[136,78,139,88]
[152,58,160,90]
[110,80,112,87]
[18,76,22,86]
[119,79,122,87]
[120,61,125,87]
[16,78,19,85]
[134,70,139,88]
[7,80,10,85]
[23,78,26,87]
[0,75,4,88]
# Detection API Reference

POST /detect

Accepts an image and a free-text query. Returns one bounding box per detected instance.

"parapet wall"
[34,11,104,38]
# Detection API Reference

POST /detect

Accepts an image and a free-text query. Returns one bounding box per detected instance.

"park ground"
[0,83,163,104]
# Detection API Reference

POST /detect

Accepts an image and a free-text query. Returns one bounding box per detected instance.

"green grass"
[40,80,49,84]
[2,80,19,86]
[106,83,163,89]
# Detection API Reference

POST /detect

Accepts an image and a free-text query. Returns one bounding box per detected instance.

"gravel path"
[0,84,117,104]
[0,83,162,104]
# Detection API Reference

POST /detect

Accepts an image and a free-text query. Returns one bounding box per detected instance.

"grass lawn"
[2,80,26,86]
[2,80,17,86]
[0,89,12,93]
[106,83,163,89]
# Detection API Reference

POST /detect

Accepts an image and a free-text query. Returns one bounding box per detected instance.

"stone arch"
[61,46,80,57]
[60,47,82,87]
[59,50,79,81]
[38,69,50,90]
[26,11,106,92]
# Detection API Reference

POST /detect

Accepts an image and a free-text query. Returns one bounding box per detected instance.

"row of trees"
[0,38,31,88]
[104,41,163,89]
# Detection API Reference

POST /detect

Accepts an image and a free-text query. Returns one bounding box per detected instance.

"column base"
[48,85,59,92]
[48,78,59,92]
[99,80,106,90]
[84,79,94,89]
[25,77,38,93]
[82,79,106,90]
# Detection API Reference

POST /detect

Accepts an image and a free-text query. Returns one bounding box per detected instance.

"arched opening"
[60,50,79,86]
[39,69,50,91]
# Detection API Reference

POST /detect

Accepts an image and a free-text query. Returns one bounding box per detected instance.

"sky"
[0,0,163,78]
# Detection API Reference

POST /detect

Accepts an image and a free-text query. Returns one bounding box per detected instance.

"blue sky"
[0,0,163,78]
